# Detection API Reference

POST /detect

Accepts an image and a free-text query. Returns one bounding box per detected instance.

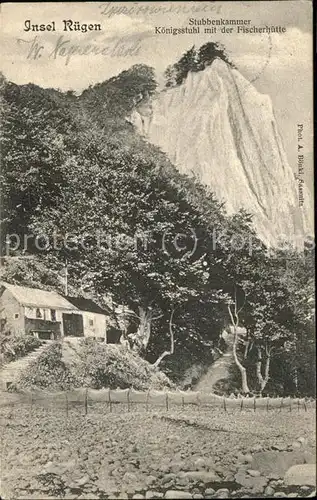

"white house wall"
[0,289,25,335]
[25,306,67,318]
[24,306,78,337]
[25,306,55,321]
[83,312,107,339]
[24,307,108,339]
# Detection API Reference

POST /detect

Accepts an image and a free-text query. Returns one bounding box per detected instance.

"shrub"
[0,334,43,364]
[16,342,81,391]
[76,339,173,390]
[12,339,173,392]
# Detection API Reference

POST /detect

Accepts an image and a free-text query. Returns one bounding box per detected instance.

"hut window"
[36,308,42,318]
[14,313,19,319]
[89,319,94,326]
[51,309,56,321]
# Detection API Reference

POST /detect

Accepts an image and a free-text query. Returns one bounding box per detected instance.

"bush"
[16,342,81,391]
[76,339,173,390]
[13,339,173,392]
[0,334,43,364]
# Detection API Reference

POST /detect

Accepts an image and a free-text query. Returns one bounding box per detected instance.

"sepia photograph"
[0,1,315,499]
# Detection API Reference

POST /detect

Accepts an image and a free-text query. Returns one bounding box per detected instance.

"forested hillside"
[0,60,315,396]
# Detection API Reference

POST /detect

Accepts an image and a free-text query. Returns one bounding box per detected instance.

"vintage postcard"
[0,1,315,499]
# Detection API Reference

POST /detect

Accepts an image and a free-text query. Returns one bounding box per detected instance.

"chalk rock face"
[130,59,313,246]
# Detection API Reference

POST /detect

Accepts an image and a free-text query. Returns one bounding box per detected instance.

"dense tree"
[223,242,315,395]
[266,245,315,395]
[197,42,235,71]
[0,75,78,250]
[164,42,235,88]
[81,64,157,122]
[165,46,197,87]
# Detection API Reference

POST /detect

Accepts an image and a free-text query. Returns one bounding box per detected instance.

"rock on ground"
[251,450,314,478]
[284,464,316,487]
[165,491,192,499]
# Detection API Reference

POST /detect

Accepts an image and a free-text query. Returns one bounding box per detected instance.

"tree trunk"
[227,301,250,394]
[153,308,175,368]
[134,307,152,352]
[256,347,271,394]
[240,366,250,395]
[293,368,298,391]
[232,327,250,394]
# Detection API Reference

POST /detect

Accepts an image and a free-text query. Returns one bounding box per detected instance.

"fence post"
[196,392,200,410]
[30,393,33,414]
[280,398,283,412]
[108,389,112,413]
[182,396,185,409]
[240,398,244,411]
[223,395,227,412]
[266,397,269,412]
[146,389,150,412]
[84,388,88,416]
[254,397,256,412]
[289,398,292,412]
[65,393,69,418]
[127,388,131,412]
[304,397,307,412]
[297,398,300,412]
[165,392,169,411]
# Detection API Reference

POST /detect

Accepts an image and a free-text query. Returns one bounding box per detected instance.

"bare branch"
[228,303,237,327]
[234,286,237,317]
[265,342,269,357]
[122,310,141,320]
[237,289,247,315]
[152,314,164,321]
[233,287,240,327]
[264,354,271,383]
[244,340,250,359]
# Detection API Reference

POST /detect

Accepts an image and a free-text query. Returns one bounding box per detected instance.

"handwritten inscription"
[17,35,142,64]
[99,1,222,17]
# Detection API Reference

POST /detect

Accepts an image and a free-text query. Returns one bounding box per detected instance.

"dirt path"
[194,350,234,393]
[194,329,241,393]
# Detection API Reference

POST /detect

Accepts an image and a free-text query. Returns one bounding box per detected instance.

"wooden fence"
[1,387,314,414]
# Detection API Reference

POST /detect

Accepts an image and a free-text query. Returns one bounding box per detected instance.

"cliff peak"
[130,64,313,247]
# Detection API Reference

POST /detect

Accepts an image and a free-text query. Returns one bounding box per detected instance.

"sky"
[0,1,313,185]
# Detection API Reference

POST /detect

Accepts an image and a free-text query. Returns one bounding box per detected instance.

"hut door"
[62,313,84,337]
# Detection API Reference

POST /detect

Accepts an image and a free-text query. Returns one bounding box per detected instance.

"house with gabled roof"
[0,282,118,342]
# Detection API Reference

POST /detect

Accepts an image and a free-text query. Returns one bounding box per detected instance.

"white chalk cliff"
[129,59,313,246]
